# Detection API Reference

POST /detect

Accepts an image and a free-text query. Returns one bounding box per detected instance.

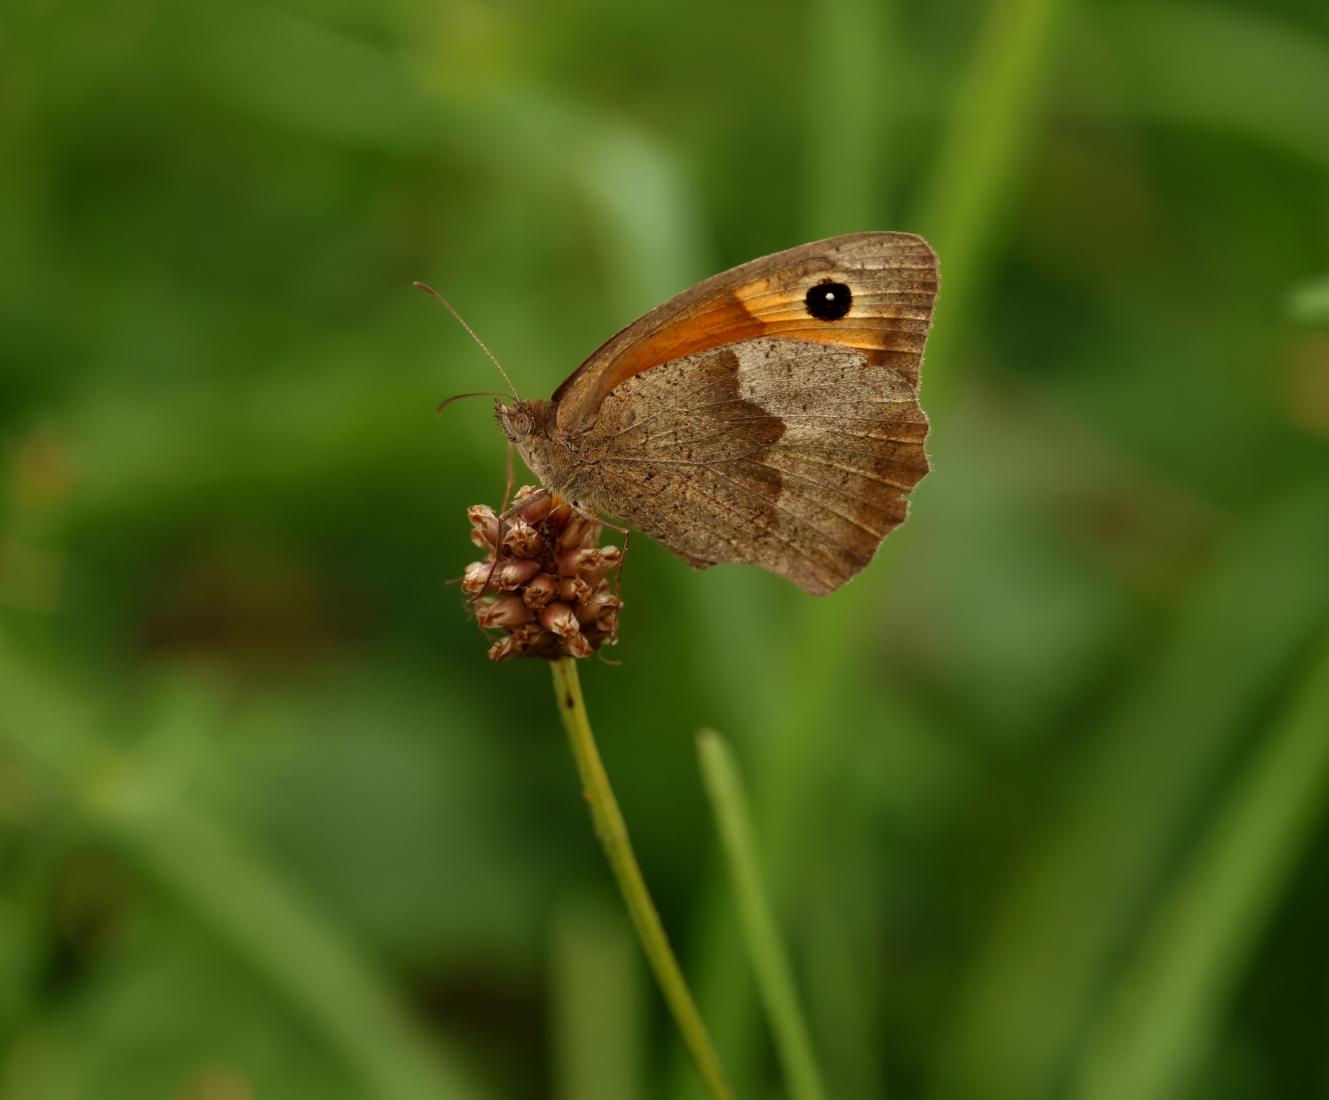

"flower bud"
[558,516,594,549]
[556,546,602,577]
[494,558,541,590]
[476,595,533,630]
[562,632,593,659]
[539,601,580,638]
[467,505,499,550]
[501,518,542,557]
[558,576,592,604]
[487,636,519,661]
[583,545,622,585]
[462,560,497,596]
[522,573,558,609]
[509,622,548,650]
[575,589,621,630]
[510,619,547,645]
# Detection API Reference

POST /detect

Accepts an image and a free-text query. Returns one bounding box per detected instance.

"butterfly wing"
[549,232,938,595]
[571,337,928,594]
[552,232,937,433]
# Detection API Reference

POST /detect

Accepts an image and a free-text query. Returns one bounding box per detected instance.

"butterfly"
[439,233,938,596]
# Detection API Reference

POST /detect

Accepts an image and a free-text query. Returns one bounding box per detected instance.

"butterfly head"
[495,398,548,445]
[496,397,573,490]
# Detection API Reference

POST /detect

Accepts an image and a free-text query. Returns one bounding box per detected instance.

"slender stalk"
[550,658,731,1100]
[698,730,827,1100]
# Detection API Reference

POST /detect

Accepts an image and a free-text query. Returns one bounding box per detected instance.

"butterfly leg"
[498,486,552,525]
[470,487,556,601]
[501,440,515,512]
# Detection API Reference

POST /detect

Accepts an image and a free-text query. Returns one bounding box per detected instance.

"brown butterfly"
[439,233,938,596]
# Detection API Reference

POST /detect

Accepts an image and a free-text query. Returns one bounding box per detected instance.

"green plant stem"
[697,730,827,1100]
[550,658,731,1100]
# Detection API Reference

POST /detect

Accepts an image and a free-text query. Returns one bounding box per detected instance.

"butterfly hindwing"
[578,337,928,594]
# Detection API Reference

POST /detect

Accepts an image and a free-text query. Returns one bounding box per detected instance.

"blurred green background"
[3,0,1329,1097]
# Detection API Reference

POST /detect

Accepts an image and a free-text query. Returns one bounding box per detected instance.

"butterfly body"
[495,232,938,595]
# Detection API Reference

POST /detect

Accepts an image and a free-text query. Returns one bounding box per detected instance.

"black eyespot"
[805,280,852,321]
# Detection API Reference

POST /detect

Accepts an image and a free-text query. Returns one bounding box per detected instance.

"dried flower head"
[464,486,622,661]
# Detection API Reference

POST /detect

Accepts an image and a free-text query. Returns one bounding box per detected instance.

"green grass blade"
[804,0,899,237]
[551,894,646,1100]
[0,643,487,1100]
[1287,275,1329,326]
[697,730,827,1100]
[1090,4,1329,175]
[916,0,1074,395]
[938,483,1329,1100]
[99,788,485,1100]
[1072,628,1329,1100]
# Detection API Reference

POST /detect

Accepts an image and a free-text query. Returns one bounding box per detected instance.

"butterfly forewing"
[552,232,937,433]
[525,232,938,595]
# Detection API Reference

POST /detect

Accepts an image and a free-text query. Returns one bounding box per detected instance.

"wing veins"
[598,463,841,591]
[772,472,888,539]
[772,450,919,492]
[701,464,856,585]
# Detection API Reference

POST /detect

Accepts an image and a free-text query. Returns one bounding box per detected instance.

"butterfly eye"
[805,280,852,321]
[512,411,533,436]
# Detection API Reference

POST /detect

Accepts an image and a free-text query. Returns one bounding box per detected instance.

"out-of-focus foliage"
[2,0,1328,1097]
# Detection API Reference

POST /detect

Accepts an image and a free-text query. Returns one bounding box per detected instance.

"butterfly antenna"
[435,391,512,413]
[413,281,520,400]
